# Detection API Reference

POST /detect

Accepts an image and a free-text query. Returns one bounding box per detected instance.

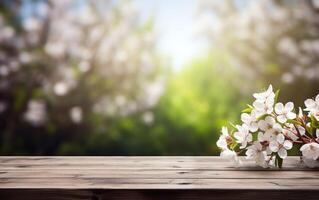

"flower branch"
[217,85,319,168]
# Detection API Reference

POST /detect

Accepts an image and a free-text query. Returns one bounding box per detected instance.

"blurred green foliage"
[53,51,246,155]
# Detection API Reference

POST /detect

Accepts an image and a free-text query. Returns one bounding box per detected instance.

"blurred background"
[0,0,319,155]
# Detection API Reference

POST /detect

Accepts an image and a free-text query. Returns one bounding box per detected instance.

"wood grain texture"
[0,156,319,199]
[1,190,319,200]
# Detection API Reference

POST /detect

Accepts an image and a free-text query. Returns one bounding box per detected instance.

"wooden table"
[0,156,318,199]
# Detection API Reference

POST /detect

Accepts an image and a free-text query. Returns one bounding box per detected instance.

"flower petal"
[278,148,287,159]
[297,125,306,136]
[257,132,264,142]
[285,102,294,112]
[266,97,274,107]
[217,138,227,149]
[269,141,279,152]
[283,140,293,150]
[275,103,284,114]
[255,142,263,151]
[250,122,259,132]
[298,107,303,118]
[273,123,282,132]
[265,116,275,125]
[258,120,268,131]
[253,101,264,109]
[300,143,309,152]
[276,134,285,144]
[277,115,287,123]
[266,84,273,95]
[234,132,242,141]
[286,112,296,120]
[305,99,316,109]
[241,113,250,124]
[245,149,254,159]
[221,126,229,136]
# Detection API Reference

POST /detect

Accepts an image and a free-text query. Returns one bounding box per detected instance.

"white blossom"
[54,82,69,96]
[253,85,275,117]
[218,84,319,168]
[257,131,268,142]
[23,17,41,32]
[142,111,154,125]
[253,85,275,103]
[245,142,268,168]
[304,94,319,120]
[70,106,82,123]
[295,125,306,136]
[220,149,241,166]
[282,124,299,141]
[24,100,47,126]
[252,86,275,116]
[45,42,66,58]
[198,0,319,84]
[0,65,9,76]
[258,116,282,141]
[241,111,258,132]
[217,126,230,150]
[300,142,319,160]
[298,107,304,118]
[253,99,274,116]
[78,61,91,72]
[269,134,293,159]
[275,102,296,123]
[234,124,252,149]
[302,157,319,168]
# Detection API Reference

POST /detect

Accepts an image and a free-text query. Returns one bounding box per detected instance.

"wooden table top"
[0,156,318,190]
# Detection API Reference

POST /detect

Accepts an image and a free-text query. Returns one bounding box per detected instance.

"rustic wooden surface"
[0,156,319,199]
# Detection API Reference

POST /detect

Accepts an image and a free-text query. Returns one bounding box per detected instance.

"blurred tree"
[148,51,246,155]
[197,0,319,106]
[0,0,163,155]
[57,51,246,155]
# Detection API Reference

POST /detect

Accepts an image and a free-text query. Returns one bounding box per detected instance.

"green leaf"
[306,125,313,137]
[242,104,254,113]
[310,115,319,129]
[242,107,253,113]
[278,157,283,168]
[286,119,302,126]
[275,155,283,169]
[229,122,237,129]
[231,143,239,151]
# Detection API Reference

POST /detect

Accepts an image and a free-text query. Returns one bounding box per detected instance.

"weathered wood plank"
[1,190,319,200]
[1,177,319,189]
[0,156,302,163]
[0,156,304,165]
[1,189,319,200]
[0,156,318,191]
[1,170,319,179]
[0,156,308,171]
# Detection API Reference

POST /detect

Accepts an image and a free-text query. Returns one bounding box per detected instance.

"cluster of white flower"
[0,1,162,126]
[197,0,319,85]
[217,85,319,168]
